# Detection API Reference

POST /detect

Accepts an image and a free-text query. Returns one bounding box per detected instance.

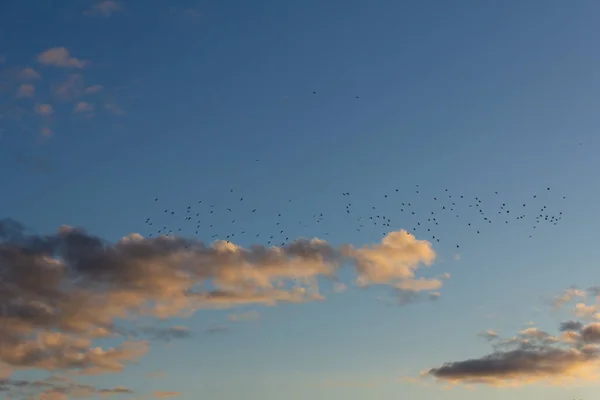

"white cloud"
[37,47,87,68]
[34,103,54,116]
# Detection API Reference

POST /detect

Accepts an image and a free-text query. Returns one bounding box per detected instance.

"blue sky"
[2,1,600,399]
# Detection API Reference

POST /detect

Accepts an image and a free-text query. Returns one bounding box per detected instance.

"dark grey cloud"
[426,322,600,386]
[559,320,584,332]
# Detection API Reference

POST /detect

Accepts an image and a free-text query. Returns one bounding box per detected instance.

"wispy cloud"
[105,102,125,115]
[228,310,260,322]
[153,391,182,398]
[54,73,84,101]
[551,286,587,310]
[84,84,103,94]
[16,84,35,98]
[20,67,41,80]
[73,101,94,113]
[34,103,54,116]
[37,47,87,68]
[146,370,167,379]
[204,325,230,335]
[139,326,193,342]
[0,376,133,399]
[170,8,204,23]
[84,0,122,17]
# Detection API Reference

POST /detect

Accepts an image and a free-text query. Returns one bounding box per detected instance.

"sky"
[2,0,600,399]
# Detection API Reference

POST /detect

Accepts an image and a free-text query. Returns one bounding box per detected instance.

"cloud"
[228,310,260,322]
[478,330,500,341]
[0,221,440,397]
[204,326,230,335]
[85,1,122,17]
[182,8,203,22]
[559,321,584,332]
[40,127,52,137]
[84,84,103,94]
[0,376,132,399]
[73,101,94,113]
[582,323,600,344]
[53,74,84,101]
[34,103,54,116]
[105,102,125,115]
[154,391,181,398]
[146,370,166,379]
[425,321,600,387]
[20,67,41,80]
[574,303,600,320]
[551,287,587,310]
[170,8,203,23]
[333,282,347,293]
[139,326,193,342]
[16,84,35,98]
[37,47,87,68]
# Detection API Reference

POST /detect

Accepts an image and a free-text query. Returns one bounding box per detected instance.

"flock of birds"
[141,185,566,250]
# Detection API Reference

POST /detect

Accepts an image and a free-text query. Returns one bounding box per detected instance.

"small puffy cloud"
[34,103,54,116]
[84,84,103,94]
[20,67,41,80]
[85,1,122,17]
[478,330,499,341]
[228,310,260,322]
[73,101,94,113]
[154,391,182,398]
[40,127,52,137]
[16,84,35,98]
[574,303,600,320]
[560,320,584,332]
[425,321,600,387]
[37,47,87,68]
[345,231,436,286]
